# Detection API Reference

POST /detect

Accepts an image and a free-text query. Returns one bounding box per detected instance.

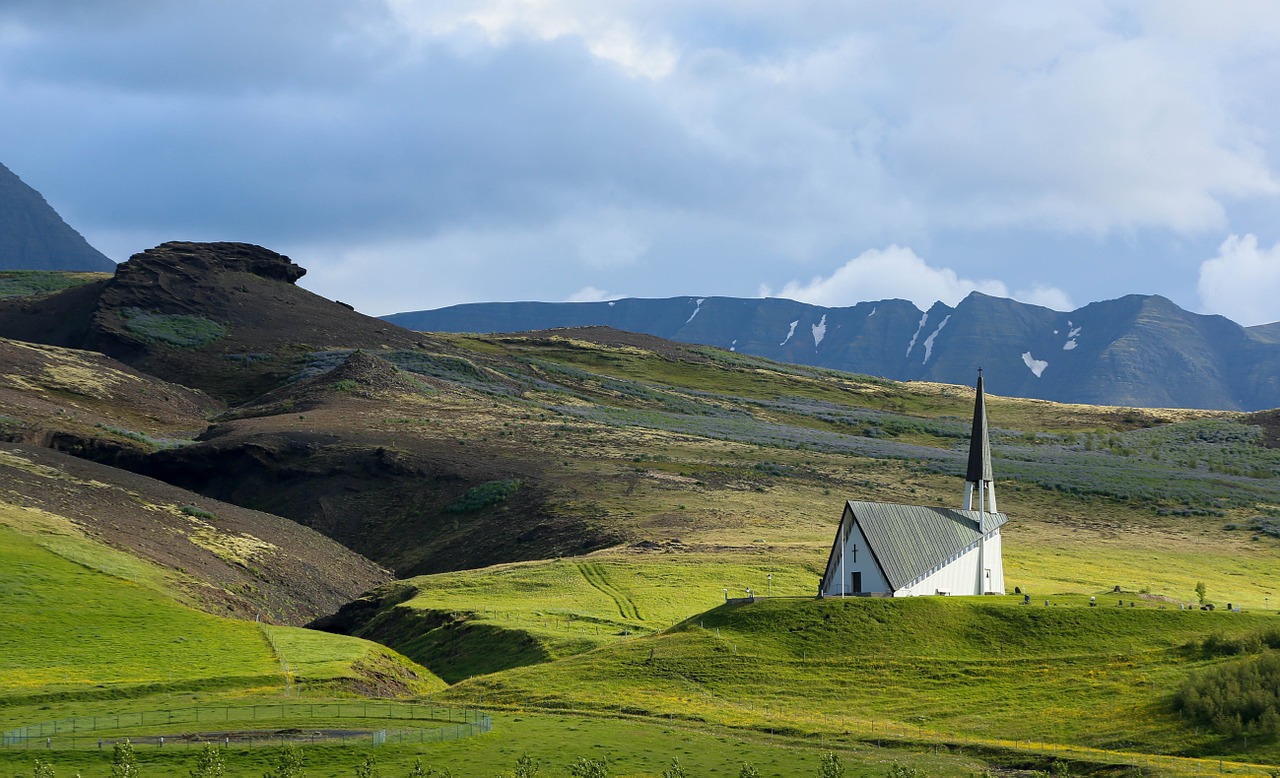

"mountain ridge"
[384,291,1280,411]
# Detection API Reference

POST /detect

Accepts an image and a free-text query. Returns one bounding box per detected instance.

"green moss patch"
[120,308,226,348]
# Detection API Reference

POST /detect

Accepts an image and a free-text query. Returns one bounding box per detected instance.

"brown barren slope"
[0,442,389,625]
[0,336,218,451]
[137,351,623,576]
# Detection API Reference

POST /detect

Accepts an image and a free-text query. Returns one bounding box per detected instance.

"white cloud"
[775,245,1007,310]
[384,0,679,78]
[566,285,622,302]
[1197,234,1280,326]
[1013,283,1074,312]
[773,246,1074,312]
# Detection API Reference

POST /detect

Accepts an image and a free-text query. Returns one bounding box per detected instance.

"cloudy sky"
[2,1,1279,325]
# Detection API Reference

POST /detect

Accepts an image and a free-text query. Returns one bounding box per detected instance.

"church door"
[851,572,862,594]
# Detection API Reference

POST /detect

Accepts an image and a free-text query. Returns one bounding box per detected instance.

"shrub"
[514,754,539,778]
[660,758,687,778]
[887,764,924,778]
[355,754,379,778]
[264,744,305,778]
[180,504,217,521]
[1174,652,1280,739]
[819,753,845,778]
[446,479,522,513]
[567,757,608,778]
[738,765,760,778]
[190,744,225,778]
[110,739,138,778]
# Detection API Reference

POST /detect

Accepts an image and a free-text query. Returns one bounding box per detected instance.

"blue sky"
[2,1,1279,325]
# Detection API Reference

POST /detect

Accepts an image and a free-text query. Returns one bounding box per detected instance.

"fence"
[1,702,491,751]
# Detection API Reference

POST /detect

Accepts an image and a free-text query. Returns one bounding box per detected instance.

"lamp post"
[767,574,773,597]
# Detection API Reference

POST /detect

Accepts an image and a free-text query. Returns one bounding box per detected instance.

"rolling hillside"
[2,245,1280,772]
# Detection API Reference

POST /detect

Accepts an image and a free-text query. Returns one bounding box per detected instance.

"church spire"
[966,369,992,483]
[963,370,997,514]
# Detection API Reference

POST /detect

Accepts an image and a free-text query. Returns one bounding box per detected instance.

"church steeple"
[963,370,997,515]
[965,370,997,595]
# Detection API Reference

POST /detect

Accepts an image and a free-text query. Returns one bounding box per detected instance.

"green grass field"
[349,554,822,682]
[0,711,1015,778]
[0,500,443,718]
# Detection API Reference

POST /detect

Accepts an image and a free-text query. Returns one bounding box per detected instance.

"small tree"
[33,758,55,778]
[355,754,380,778]
[739,764,760,778]
[567,757,608,778]
[1196,581,1208,605]
[190,744,225,778]
[110,739,139,778]
[514,754,540,778]
[887,764,924,778]
[408,758,428,778]
[819,753,845,778]
[661,758,688,778]
[264,744,305,778]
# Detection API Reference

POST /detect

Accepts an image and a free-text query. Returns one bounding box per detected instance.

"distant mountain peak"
[0,161,114,272]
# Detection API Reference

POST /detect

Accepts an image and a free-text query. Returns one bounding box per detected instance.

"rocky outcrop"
[0,241,431,402]
[115,241,305,285]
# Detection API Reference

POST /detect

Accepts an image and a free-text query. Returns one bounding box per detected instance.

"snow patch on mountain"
[869,307,877,317]
[730,339,737,352]
[685,298,705,324]
[812,315,828,348]
[781,320,799,346]
[905,313,929,358]
[1063,324,1082,350]
[1022,352,1049,378]
[922,315,951,364]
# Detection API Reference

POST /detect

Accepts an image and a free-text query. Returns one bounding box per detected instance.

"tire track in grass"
[577,562,643,621]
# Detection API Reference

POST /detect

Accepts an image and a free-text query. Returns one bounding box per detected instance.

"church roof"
[846,501,1008,591]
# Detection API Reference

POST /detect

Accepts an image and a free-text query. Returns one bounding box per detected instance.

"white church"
[819,372,1007,597]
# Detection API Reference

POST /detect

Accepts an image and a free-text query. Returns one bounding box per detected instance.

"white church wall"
[820,511,891,596]
[986,530,1006,594]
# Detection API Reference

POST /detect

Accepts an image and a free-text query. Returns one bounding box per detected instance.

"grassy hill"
[0,502,442,710]
[445,594,1280,762]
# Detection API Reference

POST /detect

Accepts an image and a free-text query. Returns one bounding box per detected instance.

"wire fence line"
[1,702,491,751]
